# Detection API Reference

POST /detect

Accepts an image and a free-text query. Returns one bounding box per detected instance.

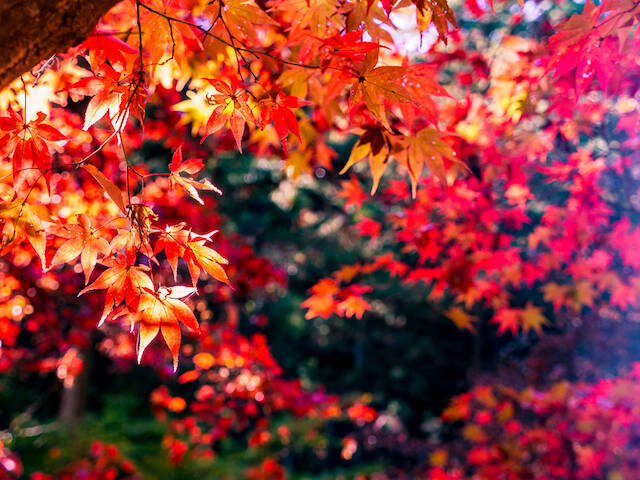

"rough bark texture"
[0,0,120,90]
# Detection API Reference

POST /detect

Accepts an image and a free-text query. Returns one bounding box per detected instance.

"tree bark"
[59,346,92,424]
[0,0,120,90]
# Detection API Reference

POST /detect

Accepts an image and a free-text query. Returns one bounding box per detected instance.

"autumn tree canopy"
[2,0,640,478]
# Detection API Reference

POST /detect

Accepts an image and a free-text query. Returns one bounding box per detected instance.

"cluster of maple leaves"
[429,364,640,479]
[150,322,377,468]
[0,0,477,369]
[304,0,640,341]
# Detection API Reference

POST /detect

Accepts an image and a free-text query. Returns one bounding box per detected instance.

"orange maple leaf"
[492,308,520,336]
[446,307,476,332]
[349,49,413,130]
[79,255,154,324]
[336,295,370,319]
[340,127,391,194]
[201,78,255,151]
[135,286,199,372]
[68,62,146,131]
[413,0,457,41]
[302,279,339,319]
[0,198,51,270]
[48,214,111,283]
[154,225,229,286]
[397,128,459,198]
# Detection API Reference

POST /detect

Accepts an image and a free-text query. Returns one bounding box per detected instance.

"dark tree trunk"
[0,0,120,90]
[59,346,92,424]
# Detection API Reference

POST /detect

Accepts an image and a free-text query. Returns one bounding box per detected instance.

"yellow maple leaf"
[446,307,476,332]
[520,303,548,335]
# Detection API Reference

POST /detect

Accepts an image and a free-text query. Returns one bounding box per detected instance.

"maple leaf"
[68,62,147,131]
[345,0,394,43]
[259,92,310,156]
[318,30,380,64]
[205,0,278,41]
[140,1,203,67]
[521,303,548,335]
[340,127,391,194]
[356,218,381,238]
[492,308,520,336]
[338,175,367,210]
[185,240,230,286]
[302,279,339,319]
[545,1,625,99]
[413,0,457,42]
[504,183,533,207]
[135,286,199,372]
[335,264,362,283]
[543,283,570,311]
[542,281,595,312]
[396,128,460,197]
[610,219,640,269]
[82,34,138,69]
[153,223,190,281]
[169,146,221,204]
[79,255,154,324]
[398,64,450,126]
[349,49,414,130]
[83,164,127,215]
[267,0,343,38]
[154,225,229,286]
[284,150,313,179]
[0,111,66,160]
[547,2,601,55]
[336,285,372,319]
[574,280,596,309]
[0,198,51,270]
[277,68,318,100]
[201,78,255,151]
[446,307,476,332]
[67,63,126,130]
[48,214,111,283]
[110,224,155,261]
[0,110,66,190]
